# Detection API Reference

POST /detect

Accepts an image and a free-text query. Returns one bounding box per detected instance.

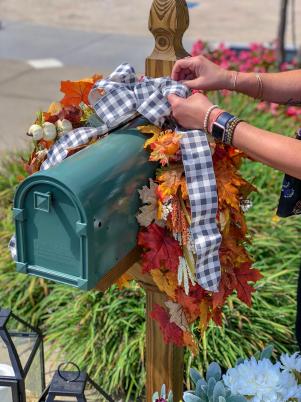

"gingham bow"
[10,63,222,292]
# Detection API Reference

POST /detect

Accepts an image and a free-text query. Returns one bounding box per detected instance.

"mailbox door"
[14,181,88,288]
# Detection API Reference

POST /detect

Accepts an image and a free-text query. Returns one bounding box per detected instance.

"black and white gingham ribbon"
[9,63,221,292]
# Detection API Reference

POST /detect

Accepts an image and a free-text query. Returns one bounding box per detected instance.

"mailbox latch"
[34,191,51,213]
[76,221,87,236]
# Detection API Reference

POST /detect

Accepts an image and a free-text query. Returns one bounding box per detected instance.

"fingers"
[171,59,194,81]
[167,94,182,107]
[183,78,203,89]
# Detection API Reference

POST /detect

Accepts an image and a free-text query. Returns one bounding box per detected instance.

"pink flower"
[256,101,268,112]
[286,106,301,117]
[270,103,279,116]
[191,40,205,56]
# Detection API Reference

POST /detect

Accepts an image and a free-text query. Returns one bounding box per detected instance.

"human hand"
[171,55,232,91]
[168,92,213,130]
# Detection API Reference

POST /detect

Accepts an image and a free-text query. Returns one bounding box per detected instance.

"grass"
[0,93,300,399]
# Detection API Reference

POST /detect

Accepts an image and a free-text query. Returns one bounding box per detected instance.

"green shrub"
[0,93,300,400]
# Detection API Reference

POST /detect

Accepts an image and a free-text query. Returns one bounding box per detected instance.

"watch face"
[212,122,224,140]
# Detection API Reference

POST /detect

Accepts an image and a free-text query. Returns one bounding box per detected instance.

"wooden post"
[97,2,190,400]
[146,0,190,78]
[141,1,189,399]
[129,264,184,402]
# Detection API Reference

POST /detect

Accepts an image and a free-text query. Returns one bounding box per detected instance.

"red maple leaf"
[137,224,182,272]
[176,286,205,322]
[150,304,184,346]
[212,272,235,310]
[212,306,223,326]
[58,106,82,125]
[234,262,263,306]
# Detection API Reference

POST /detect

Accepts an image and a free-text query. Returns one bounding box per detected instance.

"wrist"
[209,111,245,145]
[208,108,224,134]
[222,70,234,90]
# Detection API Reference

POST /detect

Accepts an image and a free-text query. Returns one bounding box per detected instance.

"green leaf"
[227,396,248,402]
[213,382,225,402]
[207,377,216,399]
[206,362,222,382]
[167,390,174,402]
[190,368,203,385]
[195,379,207,399]
[160,384,166,398]
[152,392,159,402]
[183,392,203,402]
[260,344,274,360]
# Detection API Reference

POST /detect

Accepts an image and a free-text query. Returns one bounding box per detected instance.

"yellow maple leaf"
[137,125,162,148]
[151,269,178,300]
[47,102,62,115]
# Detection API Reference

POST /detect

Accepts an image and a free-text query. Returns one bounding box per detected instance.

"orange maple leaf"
[234,262,263,306]
[149,131,181,166]
[199,299,211,334]
[60,74,102,107]
[157,165,187,202]
[115,273,134,290]
[214,150,254,211]
[219,236,252,271]
[183,331,198,355]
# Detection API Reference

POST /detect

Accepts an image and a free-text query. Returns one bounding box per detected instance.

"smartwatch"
[211,112,235,141]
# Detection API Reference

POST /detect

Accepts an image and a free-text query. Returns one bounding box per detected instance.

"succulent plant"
[152,384,173,402]
[183,364,247,402]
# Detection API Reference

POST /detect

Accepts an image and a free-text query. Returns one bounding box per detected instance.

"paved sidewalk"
[0,60,100,152]
[1,0,301,153]
[1,0,301,44]
[1,21,192,153]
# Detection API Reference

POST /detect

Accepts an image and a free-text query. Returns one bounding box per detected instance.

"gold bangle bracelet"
[255,73,264,100]
[232,71,239,91]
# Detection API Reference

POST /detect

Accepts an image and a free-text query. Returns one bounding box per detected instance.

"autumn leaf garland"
[24,74,102,174]
[21,72,262,353]
[136,124,262,352]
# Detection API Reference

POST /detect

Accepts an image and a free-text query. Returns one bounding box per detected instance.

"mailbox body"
[13,118,155,290]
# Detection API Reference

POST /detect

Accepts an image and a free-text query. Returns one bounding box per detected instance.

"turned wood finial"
[145,0,190,78]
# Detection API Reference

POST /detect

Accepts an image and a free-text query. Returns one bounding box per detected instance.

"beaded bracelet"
[203,105,219,134]
[222,117,244,145]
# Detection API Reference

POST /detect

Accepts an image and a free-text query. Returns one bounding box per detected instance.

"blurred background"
[0,0,301,151]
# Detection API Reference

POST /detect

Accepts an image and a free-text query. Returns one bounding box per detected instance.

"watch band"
[223,117,244,145]
[211,112,235,141]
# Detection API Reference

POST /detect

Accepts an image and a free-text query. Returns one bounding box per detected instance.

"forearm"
[227,70,301,105]
[232,122,301,179]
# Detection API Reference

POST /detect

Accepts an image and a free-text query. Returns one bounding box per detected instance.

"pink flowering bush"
[192,39,301,121]
[192,40,297,73]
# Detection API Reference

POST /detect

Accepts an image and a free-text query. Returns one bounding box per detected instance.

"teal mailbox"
[13,118,155,290]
